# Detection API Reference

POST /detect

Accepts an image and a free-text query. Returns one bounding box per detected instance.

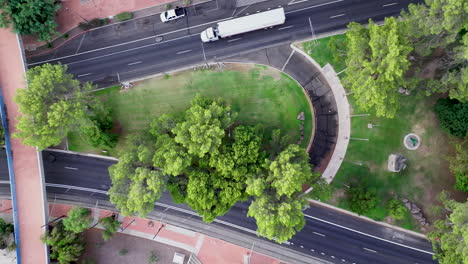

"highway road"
[27,0,421,87]
[0,150,436,264]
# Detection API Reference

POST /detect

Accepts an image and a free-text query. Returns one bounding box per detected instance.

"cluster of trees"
[427,193,467,264]
[42,207,121,264]
[15,63,118,151]
[0,218,15,251]
[108,95,318,242]
[0,0,60,41]
[341,0,467,118]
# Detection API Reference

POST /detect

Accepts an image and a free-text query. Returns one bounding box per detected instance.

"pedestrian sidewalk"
[0,28,49,264]
[45,202,284,264]
[23,0,209,56]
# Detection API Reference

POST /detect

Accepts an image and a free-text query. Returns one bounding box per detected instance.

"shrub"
[182,0,192,5]
[119,248,128,256]
[63,207,92,233]
[434,98,468,138]
[78,22,93,30]
[386,199,407,220]
[347,185,378,215]
[79,18,108,30]
[46,42,53,49]
[41,221,86,264]
[449,139,468,193]
[63,33,70,39]
[165,3,172,10]
[100,216,121,241]
[115,12,133,21]
[148,251,158,263]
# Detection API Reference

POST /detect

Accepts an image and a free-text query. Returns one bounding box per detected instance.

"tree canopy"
[0,0,60,41]
[108,95,318,241]
[15,64,93,150]
[434,98,468,138]
[344,18,412,118]
[428,194,468,264]
[62,207,92,234]
[41,221,86,264]
[448,139,468,193]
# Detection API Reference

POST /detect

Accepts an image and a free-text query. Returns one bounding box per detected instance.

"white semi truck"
[200,8,286,42]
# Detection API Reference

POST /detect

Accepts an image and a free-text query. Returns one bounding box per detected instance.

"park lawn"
[301,34,347,72]
[301,34,464,232]
[68,64,313,156]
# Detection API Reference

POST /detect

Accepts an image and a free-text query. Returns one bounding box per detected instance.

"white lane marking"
[75,34,86,54]
[278,25,294,30]
[331,256,335,258]
[300,245,304,248]
[288,0,311,5]
[28,17,233,66]
[330,13,346,18]
[363,247,377,253]
[313,231,326,237]
[304,214,434,255]
[176,49,192,55]
[127,61,142,66]
[64,167,78,170]
[382,2,398,7]
[321,252,325,255]
[310,249,315,252]
[227,38,242,42]
[286,0,344,14]
[77,73,91,77]
[341,259,346,262]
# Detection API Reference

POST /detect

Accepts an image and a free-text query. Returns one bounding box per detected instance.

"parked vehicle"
[160,7,186,22]
[200,8,286,42]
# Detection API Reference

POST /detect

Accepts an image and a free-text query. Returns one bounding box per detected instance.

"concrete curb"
[308,199,428,239]
[45,148,118,161]
[291,44,350,185]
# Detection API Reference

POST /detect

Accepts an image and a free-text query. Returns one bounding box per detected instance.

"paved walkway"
[0,29,49,264]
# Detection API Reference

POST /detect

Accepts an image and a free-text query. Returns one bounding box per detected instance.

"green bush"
[386,199,407,220]
[100,216,121,241]
[78,18,108,30]
[434,98,468,138]
[63,33,70,39]
[119,248,128,256]
[148,251,158,263]
[165,3,172,10]
[78,22,93,30]
[347,185,378,215]
[115,12,133,21]
[63,207,92,233]
[182,0,192,5]
[41,221,86,264]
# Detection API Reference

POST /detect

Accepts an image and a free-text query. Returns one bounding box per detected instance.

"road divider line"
[278,25,294,31]
[227,38,242,42]
[285,0,344,14]
[127,61,142,66]
[330,13,345,18]
[77,73,91,77]
[363,247,377,253]
[304,214,434,255]
[176,49,192,55]
[64,167,78,170]
[288,0,311,5]
[312,231,325,237]
[382,2,398,7]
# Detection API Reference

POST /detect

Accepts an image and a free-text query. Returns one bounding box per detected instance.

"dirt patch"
[80,228,191,264]
[418,59,440,79]
[329,188,346,204]
[224,63,255,73]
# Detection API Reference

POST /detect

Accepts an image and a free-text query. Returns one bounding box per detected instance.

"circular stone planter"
[404,133,421,150]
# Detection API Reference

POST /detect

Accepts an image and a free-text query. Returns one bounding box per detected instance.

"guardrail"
[0,87,21,263]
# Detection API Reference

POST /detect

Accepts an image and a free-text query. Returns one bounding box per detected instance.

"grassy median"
[68,64,313,155]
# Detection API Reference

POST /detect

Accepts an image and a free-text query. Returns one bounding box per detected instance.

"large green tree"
[41,221,86,264]
[344,18,412,117]
[108,134,166,217]
[62,207,92,234]
[448,139,468,193]
[247,144,316,242]
[15,64,93,150]
[434,98,468,138]
[428,194,468,264]
[173,95,234,158]
[0,0,60,41]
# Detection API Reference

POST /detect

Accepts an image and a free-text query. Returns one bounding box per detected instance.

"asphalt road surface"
[31,150,435,264]
[27,0,422,87]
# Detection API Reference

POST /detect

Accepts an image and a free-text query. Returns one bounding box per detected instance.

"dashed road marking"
[383,2,398,7]
[278,25,294,30]
[330,13,346,18]
[64,167,78,170]
[127,61,142,66]
[313,231,326,237]
[176,49,192,55]
[363,247,377,253]
[77,73,91,77]
[227,38,242,42]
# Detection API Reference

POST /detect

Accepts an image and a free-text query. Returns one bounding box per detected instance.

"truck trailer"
[200,8,286,42]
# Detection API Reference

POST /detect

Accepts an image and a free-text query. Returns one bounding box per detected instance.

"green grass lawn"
[301,34,464,232]
[68,65,313,156]
[302,34,347,72]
